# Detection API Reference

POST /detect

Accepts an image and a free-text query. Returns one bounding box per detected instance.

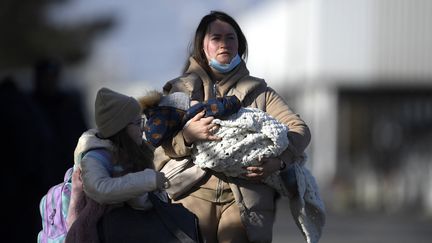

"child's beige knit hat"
[95,87,141,138]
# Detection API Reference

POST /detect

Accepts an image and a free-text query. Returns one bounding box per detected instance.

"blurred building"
[241,0,432,214]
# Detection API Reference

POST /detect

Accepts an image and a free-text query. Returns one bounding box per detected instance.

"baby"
[141,91,291,196]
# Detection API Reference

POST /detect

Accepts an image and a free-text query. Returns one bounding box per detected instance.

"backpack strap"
[64,167,74,182]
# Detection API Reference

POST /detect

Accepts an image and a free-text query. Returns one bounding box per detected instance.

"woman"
[66,87,168,242]
[155,11,324,243]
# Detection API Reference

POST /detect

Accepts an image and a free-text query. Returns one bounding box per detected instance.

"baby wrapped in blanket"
[141,91,291,196]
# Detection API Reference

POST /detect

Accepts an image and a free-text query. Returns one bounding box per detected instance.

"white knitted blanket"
[289,161,326,243]
[192,108,326,242]
[193,107,288,175]
[192,108,290,195]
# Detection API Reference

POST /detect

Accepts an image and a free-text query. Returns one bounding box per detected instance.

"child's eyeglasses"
[131,117,146,130]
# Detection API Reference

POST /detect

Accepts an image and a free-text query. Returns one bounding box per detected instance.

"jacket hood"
[73,128,114,167]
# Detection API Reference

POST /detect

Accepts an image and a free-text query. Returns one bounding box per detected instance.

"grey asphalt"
[272,198,432,243]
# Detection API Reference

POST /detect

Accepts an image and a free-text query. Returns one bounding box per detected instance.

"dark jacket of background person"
[0,77,53,242]
[31,58,88,187]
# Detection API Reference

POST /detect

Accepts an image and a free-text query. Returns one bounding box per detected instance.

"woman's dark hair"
[108,128,154,175]
[183,11,248,74]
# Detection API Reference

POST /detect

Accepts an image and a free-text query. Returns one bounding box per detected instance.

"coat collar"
[185,57,265,102]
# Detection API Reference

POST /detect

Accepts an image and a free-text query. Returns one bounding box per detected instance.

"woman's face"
[203,20,239,64]
[127,115,143,145]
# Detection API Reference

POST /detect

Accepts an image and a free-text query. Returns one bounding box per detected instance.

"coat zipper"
[213,83,218,98]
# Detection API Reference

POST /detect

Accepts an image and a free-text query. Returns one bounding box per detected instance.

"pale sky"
[50,0,265,94]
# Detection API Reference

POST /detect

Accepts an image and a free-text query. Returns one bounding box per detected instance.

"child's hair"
[107,128,154,175]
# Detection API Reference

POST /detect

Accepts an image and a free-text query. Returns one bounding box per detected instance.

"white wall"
[243,0,432,84]
[240,0,432,188]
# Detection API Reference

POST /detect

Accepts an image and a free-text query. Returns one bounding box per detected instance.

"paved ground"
[272,198,432,243]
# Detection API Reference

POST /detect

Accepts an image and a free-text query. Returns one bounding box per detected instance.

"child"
[66,87,168,242]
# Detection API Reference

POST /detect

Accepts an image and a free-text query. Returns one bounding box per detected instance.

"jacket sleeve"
[161,130,193,158]
[80,156,158,204]
[264,87,311,163]
[161,75,199,158]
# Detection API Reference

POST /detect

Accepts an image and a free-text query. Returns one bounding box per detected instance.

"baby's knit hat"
[140,92,190,147]
[159,92,191,111]
[95,87,141,138]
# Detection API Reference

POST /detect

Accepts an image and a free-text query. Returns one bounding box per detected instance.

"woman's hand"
[183,110,221,145]
[71,166,83,195]
[67,167,83,230]
[243,157,281,181]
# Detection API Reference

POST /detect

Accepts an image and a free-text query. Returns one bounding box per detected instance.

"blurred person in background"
[0,76,50,242]
[32,58,88,187]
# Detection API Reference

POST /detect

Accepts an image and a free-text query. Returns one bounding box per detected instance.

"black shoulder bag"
[98,193,202,243]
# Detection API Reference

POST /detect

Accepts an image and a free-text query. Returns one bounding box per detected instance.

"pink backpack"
[37,150,110,242]
[37,168,73,243]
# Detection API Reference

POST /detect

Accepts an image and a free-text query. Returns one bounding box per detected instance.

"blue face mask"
[209,54,241,73]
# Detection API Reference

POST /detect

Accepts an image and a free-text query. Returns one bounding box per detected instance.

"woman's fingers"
[259,157,282,175]
[242,158,282,181]
[191,110,205,121]
[200,116,214,124]
[71,167,83,189]
[207,123,219,133]
[183,113,221,143]
[206,134,221,141]
[247,166,264,174]
[242,166,264,180]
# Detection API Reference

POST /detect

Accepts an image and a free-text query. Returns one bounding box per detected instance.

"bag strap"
[148,193,197,243]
